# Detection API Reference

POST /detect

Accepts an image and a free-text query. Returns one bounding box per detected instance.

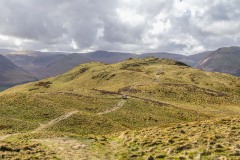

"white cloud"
[117,8,145,26]
[70,39,78,50]
[0,0,239,54]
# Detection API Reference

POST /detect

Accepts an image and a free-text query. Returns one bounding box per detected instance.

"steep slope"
[0,55,37,86]
[195,46,240,76]
[6,51,66,79]
[46,53,91,76]
[180,51,212,66]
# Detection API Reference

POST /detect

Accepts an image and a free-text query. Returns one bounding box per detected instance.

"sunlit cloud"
[0,0,239,54]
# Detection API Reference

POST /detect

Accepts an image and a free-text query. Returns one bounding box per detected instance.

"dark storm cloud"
[0,0,239,54]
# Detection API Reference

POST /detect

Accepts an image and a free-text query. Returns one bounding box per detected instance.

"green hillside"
[0,58,240,159]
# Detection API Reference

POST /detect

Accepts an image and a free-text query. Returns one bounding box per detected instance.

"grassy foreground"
[1,117,239,159]
[0,58,239,159]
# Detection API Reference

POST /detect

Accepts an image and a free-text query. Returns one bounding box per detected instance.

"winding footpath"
[0,111,79,141]
[97,99,127,115]
[32,110,79,133]
[0,133,19,141]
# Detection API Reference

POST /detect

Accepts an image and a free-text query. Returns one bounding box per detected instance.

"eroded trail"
[35,137,91,160]
[32,110,79,133]
[0,133,19,141]
[97,99,126,115]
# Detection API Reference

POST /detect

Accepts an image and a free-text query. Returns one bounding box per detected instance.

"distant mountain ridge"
[195,46,240,76]
[2,46,240,84]
[5,51,66,79]
[0,54,37,86]
[46,51,138,76]
[0,49,14,55]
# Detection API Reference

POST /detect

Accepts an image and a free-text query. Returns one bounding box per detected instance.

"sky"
[0,0,239,55]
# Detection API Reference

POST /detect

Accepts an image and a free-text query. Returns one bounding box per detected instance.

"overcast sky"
[0,0,239,55]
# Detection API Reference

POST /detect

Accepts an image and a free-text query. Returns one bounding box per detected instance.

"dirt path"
[97,100,127,115]
[35,136,121,160]
[0,133,20,141]
[35,137,92,160]
[0,111,79,141]
[93,89,209,116]
[32,111,79,133]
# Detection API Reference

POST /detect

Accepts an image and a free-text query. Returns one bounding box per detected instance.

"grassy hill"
[0,57,239,159]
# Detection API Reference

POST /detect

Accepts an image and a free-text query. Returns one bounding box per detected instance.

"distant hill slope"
[180,51,212,66]
[47,51,190,77]
[4,47,240,82]
[47,51,137,76]
[0,55,37,86]
[0,49,14,55]
[46,53,92,76]
[139,52,210,67]
[6,51,66,79]
[83,50,138,63]
[195,46,240,76]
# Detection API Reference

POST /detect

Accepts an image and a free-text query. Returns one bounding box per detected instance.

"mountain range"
[0,46,239,87]
[0,57,239,159]
[0,54,37,86]
[195,46,240,76]
[5,51,66,79]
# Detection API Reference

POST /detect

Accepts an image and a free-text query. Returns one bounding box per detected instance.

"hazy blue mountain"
[6,51,66,79]
[47,51,137,76]
[3,47,240,82]
[0,54,37,86]
[180,51,212,66]
[195,46,240,76]
[0,49,14,55]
